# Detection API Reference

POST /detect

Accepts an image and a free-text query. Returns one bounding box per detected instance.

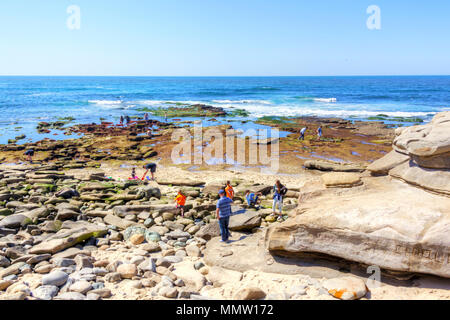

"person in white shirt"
[299,126,308,140]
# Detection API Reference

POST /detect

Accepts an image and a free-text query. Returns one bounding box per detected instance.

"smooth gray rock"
[42,271,69,287]
[33,285,59,300]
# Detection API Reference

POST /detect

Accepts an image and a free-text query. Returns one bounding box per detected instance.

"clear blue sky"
[0,0,449,76]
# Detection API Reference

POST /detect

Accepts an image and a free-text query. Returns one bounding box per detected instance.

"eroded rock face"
[265,177,450,278]
[368,112,450,195]
[393,112,450,162]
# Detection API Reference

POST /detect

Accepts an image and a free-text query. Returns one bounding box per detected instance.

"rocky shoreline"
[0,112,449,300]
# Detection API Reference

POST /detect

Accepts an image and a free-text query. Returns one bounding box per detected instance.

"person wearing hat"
[216,189,233,243]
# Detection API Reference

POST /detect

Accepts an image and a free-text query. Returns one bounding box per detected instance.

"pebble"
[117,263,137,279]
[89,288,112,298]
[105,272,121,283]
[32,285,59,300]
[0,279,14,291]
[52,258,75,268]
[159,286,178,298]
[86,292,101,300]
[42,271,69,287]
[35,264,53,274]
[54,292,86,300]
[69,280,92,294]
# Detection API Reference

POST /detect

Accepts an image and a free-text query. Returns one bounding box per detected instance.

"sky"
[0,0,449,76]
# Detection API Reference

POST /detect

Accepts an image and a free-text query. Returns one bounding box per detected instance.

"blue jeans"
[218,217,230,241]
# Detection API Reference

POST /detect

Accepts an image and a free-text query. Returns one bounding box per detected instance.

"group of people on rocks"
[216,180,288,243]
[299,125,323,141]
[129,162,157,181]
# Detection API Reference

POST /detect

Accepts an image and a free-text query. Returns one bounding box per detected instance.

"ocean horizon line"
[1,74,450,78]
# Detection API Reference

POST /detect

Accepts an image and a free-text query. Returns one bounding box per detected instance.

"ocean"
[0,76,448,145]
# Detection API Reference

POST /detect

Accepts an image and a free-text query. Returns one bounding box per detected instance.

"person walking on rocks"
[125,115,131,126]
[175,190,187,217]
[271,180,287,222]
[216,190,233,243]
[299,126,308,140]
[225,181,234,200]
[317,125,323,140]
[142,162,157,181]
[120,115,124,126]
[24,149,35,163]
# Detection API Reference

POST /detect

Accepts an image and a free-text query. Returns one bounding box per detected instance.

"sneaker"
[277,216,283,222]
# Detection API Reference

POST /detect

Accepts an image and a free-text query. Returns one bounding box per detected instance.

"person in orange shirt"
[174,190,187,217]
[225,181,234,200]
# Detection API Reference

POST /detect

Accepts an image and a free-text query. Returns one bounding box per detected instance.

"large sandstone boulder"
[265,177,450,278]
[389,162,450,196]
[393,111,450,167]
[367,112,449,196]
[367,150,409,176]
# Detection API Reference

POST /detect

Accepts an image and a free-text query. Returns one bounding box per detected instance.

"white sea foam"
[211,99,273,105]
[88,100,123,105]
[313,98,337,103]
[136,100,205,106]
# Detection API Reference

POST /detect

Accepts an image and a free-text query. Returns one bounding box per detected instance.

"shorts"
[176,205,184,209]
[24,150,34,156]
[145,163,157,173]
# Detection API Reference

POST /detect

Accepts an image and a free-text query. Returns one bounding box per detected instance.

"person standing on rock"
[271,180,287,222]
[144,113,149,123]
[120,115,124,126]
[142,162,157,181]
[299,126,308,140]
[225,181,234,200]
[125,115,131,126]
[216,190,233,243]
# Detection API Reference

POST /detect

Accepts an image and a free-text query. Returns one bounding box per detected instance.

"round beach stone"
[42,271,69,287]
[129,234,145,245]
[32,285,59,300]
[117,263,137,279]
[145,231,161,243]
[69,280,92,294]
[323,276,367,300]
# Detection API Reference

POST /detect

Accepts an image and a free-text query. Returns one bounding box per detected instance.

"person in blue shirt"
[317,125,323,140]
[216,189,233,243]
[245,190,262,208]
